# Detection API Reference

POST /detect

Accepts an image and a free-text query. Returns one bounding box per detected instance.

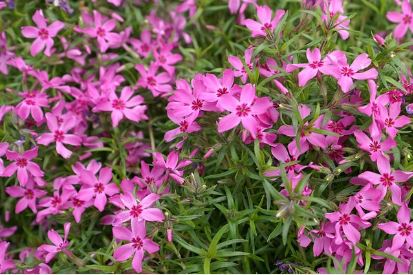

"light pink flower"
[381,102,411,138]
[353,129,396,165]
[3,147,44,186]
[201,69,236,104]
[218,84,272,137]
[113,220,159,273]
[21,10,64,56]
[243,5,285,37]
[37,113,82,159]
[378,204,413,249]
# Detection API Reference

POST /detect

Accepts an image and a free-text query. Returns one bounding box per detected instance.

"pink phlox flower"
[372,240,413,273]
[325,200,371,245]
[153,151,191,185]
[0,32,14,75]
[358,159,413,206]
[353,129,396,164]
[358,80,389,120]
[164,116,201,142]
[167,78,208,121]
[322,0,350,40]
[0,242,15,273]
[387,0,413,40]
[228,47,254,83]
[15,90,48,123]
[113,220,159,273]
[114,192,164,225]
[59,36,85,65]
[218,84,272,137]
[37,223,71,263]
[286,48,331,87]
[69,191,94,223]
[153,43,182,76]
[78,167,119,212]
[3,147,44,186]
[31,70,71,93]
[310,222,335,256]
[130,29,153,58]
[135,161,167,196]
[0,223,16,239]
[93,87,147,127]
[259,58,289,94]
[351,185,382,220]
[325,51,378,93]
[6,180,47,213]
[21,9,64,56]
[381,102,411,138]
[136,63,172,97]
[80,10,122,52]
[378,203,413,249]
[201,69,238,107]
[36,185,75,222]
[278,105,328,156]
[265,143,306,178]
[37,113,82,159]
[243,5,285,37]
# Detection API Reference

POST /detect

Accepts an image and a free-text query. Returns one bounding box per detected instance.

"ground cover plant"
[1,0,413,273]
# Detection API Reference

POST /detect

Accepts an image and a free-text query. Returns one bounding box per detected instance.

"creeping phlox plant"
[1,0,413,273]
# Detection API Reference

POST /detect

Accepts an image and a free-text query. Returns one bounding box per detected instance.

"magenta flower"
[202,69,236,104]
[21,10,64,56]
[37,113,82,159]
[322,0,350,40]
[136,63,172,97]
[0,32,13,75]
[164,116,201,142]
[378,204,413,249]
[228,47,254,83]
[36,186,74,223]
[114,192,164,224]
[113,220,159,273]
[381,102,411,138]
[387,0,413,40]
[353,129,396,167]
[15,90,48,123]
[81,10,122,52]
[278,105,327,155]
[0,242,15,273]
[6,181,46,213]
[358,80,389,119]
[218,84,272,137]
[358,159,413,205]
[130,29,153,58]
[286,48,330,87]
[352,185,382,220]
[325,201,371,245]
[243,5,285,37]
[135,161,166,193]
[310,223,335,256]
[69,192,93,223]
[78,167,119,212]
[37,223,71,263]
[326,51,378,93]
[93,87,147,127]
[166,78,207,121]
[153,151,190,184]
[3,147,44,186]
[153,44,182,76]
